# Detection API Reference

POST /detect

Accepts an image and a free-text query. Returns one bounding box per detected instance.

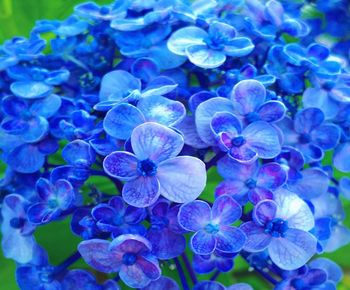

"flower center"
[245,178,257,189]
[205,223,219,234]
[231,136,246,147]
[122,252,137,266]
[265,218,289,238]
[299,133,311,144]
[48,199,58,209]
[138,159,157,176]
[10,217,25,229]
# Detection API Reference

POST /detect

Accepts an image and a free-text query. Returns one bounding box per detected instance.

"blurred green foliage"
[0,1,349,289]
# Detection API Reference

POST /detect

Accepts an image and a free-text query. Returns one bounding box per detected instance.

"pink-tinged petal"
[294,108,324,134]
[253,200,277,226]
[110,234,152,253]
[78,239,122,273]
[103,151,139,181]
[215,180,248,205]
[178,200,211,232]
[256,162,286,190]
[122,176,160,208]
[191,230,216,255]
[268,229,317,270]
[217,155,258,181]
[240,222,271,252]
[229,145,258,163]
[157,156,206,203]
[119,264,151,288]
[210,112,242,135]
[231,80,266,115]
[137,256,161,280]
[211,195,242,225]
[243,121,281,159]
[216,226,246,253]
[274,188,314,231]
[131,122,184,163]
[248,187,274,205]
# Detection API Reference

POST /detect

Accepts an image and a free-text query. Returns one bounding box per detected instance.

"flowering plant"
[1,0,350,289]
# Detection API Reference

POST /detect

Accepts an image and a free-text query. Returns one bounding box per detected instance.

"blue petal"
[307,43,329,61]
[193,281,225,290]
[256,162,286,190]
[137,95,185,126]
[62,140,96,167]
[104,103,145,140]
[191,230,216,255]
[240,221,271,252]
[2,232,36,264]
[334,142,350,172]
[294,108,324,134]
[10,81,52,99]
[131,57,159,83]
[209,21,236,39]
[1,96,28,117]
[174,116,208,149]
[224,37,255,57]
[78,239,121,273]
[216,226,246,253]
[122,176,160,208]
[211,195,242,225]
[268,228,317,270]
[103,151,139,181]
[243,121,281,159]
[99,70,141,101]
[119,264,152,289]
[232,80,266,116]
[111,17,146,31]
[7,144,45,173]
[167,26,207,56]
[142,276,179,290]
[264,0,284,27]
[30,94,62,118]
[257,101,286,122]
[131,122,184,163]
[178,200,211,232]
[211,112,242,136]
[253,200,277,226]
[311,124,340,150]
[309,258,343,283]
[186,45,226,69]
[227,283,253,290]
[195,97,234,145]
[157,156,206,203]
[27,203,55,224]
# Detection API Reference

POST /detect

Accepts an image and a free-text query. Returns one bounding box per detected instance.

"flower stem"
[210,270,220,281]
[181,253,197,284]
[173,257,190,290]
[53,251,81,275]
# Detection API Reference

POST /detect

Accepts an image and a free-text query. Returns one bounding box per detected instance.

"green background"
[0,0,349,289]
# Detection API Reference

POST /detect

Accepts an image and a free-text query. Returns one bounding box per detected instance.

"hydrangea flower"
[178,195,246,255]
[78,234,161,288]
[240,189,317,270]
[168,22,254,68]
[103,122,206,207]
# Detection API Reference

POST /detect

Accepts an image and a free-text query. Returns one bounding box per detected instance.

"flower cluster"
[0,0,350,289]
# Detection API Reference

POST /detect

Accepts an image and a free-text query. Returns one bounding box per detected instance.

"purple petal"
[104,103,145,140]
[191,230,217,255]
[137,256,161,280]
[157,156,206,203]
[27,203,55,224]
[227,283,253,290]
[311,124,340,150]
[193,281,226,290]
[174,116,208,149]
[195,97,234,145]
[248,187,274,205]
[215,180,248,205]
[253,200,277,226]
[119,264,152,288]
[268,228,317,270]
[294,108,324,134]
[36,178,53,201]
[256,162,286,190]
[78,239,122,273]
[142,276,179,290]
[217,155,257,181]
[210,112,242,136]
[243,121,281,159]
[216,226,246,253]
[212,195,242,225]
[131,122,184,163]
[137,95,185,126]
[232,80,266,116]
[103,151,139,181]
[186,45,226,69]
[122,176,160,208]
[178,200,211,231]
[309,258,343,283]
[91,204,116,223]
[110,234,152,253]
[7,144,45,173]
[274,188,315,231]
[229,145,258,163]
[240,222,271,252]
[257,101,286,123]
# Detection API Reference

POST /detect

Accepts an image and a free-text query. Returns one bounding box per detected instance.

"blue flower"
[103,122,206,207]
[27,178,75,224]
[78,234,161,288]
[168,22,254,68]
[178,194,246,255]
[193,251,236,273]
[240,189,317,270]
[1,194,37,263]
[141,276,179,290]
